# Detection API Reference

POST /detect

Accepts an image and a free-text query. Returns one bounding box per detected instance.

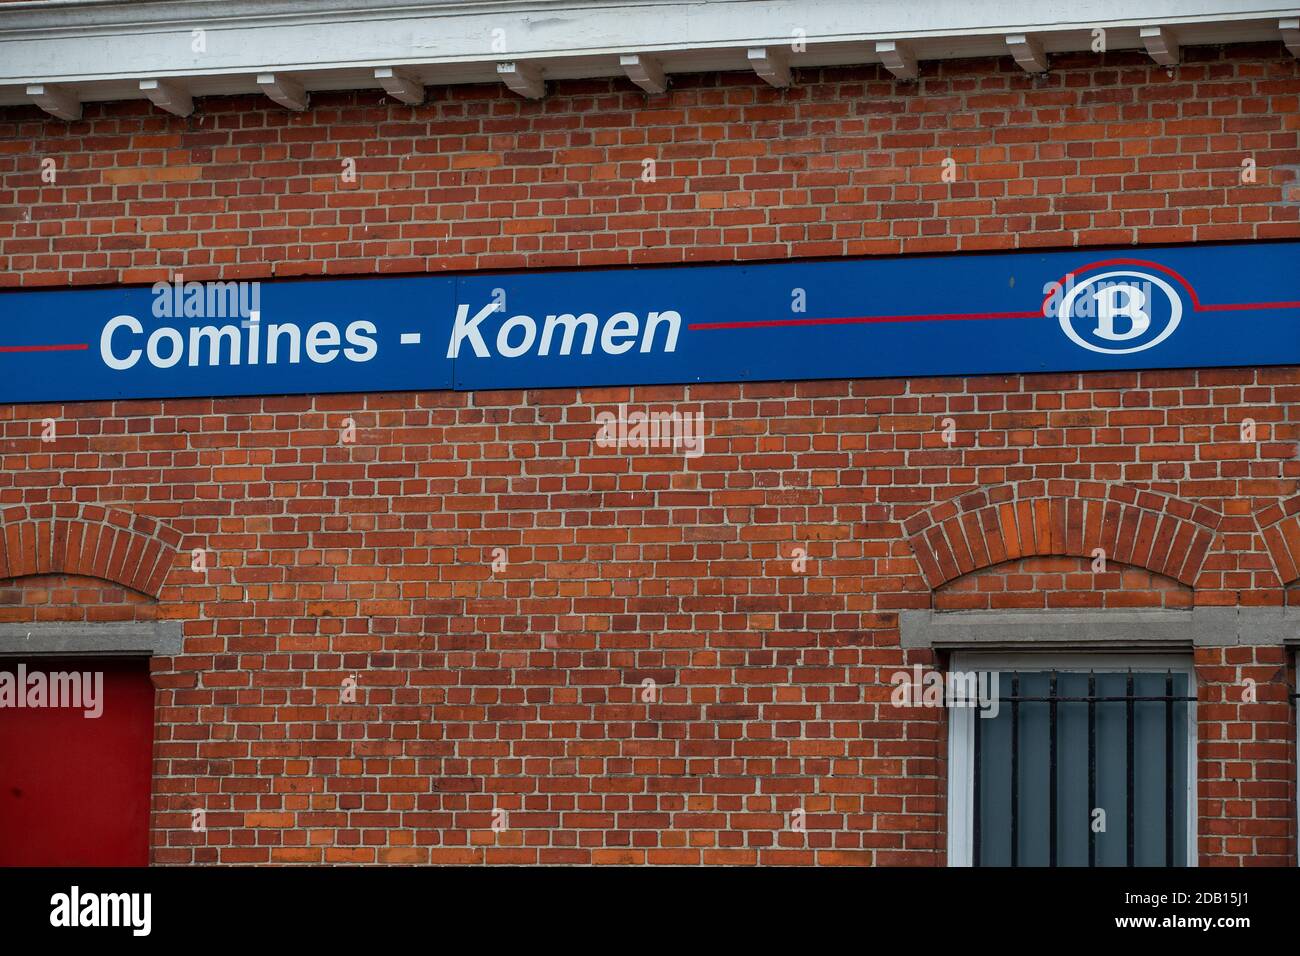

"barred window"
[948,655,1196,867]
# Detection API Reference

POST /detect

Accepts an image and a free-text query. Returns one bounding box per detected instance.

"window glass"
[974,670,1189,867]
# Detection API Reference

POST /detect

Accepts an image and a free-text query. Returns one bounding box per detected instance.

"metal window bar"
[973,694,981,861]
[972,669,1194,867]
[1088,671,1096,868]
[1126,671,1135,868]
[1165,670,1174,868]
[1010,672,1019,867]
[1049,670,1058,867]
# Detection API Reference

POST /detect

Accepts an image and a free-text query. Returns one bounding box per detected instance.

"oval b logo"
[1057,269,1182,354]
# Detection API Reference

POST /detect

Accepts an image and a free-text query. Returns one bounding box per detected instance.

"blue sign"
[1,242,1297,403]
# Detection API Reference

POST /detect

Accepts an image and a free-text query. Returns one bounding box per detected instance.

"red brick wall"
[1195,644,1294,863]
[1,44,1298,865]
[3,44,1298,283]
[934,556,1193,610]
[0,573,157,623]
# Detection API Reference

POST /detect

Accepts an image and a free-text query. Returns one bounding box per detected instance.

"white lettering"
[267,323,300,364]
[1093,283,1150,341]
[642,310,680,353]
[601,311,639,355]
[101,315,375,371]
[539,313,598,356]
[187,324,241,367]
[101,315,143,370]
[496,314,537,357]
[305,321,340,362]
[50,886,151,936]
[146,327,184,368]
[447,303,683,359]
[447,302,497,358]
[343,320,378,362]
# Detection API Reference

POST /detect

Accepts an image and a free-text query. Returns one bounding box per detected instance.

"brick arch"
[1255,495,1300,585]
[902,481,1221,590]
[0,503,180,599]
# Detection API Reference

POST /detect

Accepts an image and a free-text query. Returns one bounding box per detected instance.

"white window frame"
[947,651,1197,867]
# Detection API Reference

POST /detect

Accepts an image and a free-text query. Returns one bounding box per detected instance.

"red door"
[0,657,155,866]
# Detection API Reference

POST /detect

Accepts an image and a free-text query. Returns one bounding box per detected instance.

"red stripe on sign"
[1196,301,1300,312]
[689,309,1042,331]
[0,343,89,353]
[1043,259,1300,315]
[691,258,1300,332]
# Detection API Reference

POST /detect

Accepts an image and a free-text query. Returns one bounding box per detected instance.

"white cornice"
[1,0,1297,110]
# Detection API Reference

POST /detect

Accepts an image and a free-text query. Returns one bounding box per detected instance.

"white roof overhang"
[1,0,1297,115]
